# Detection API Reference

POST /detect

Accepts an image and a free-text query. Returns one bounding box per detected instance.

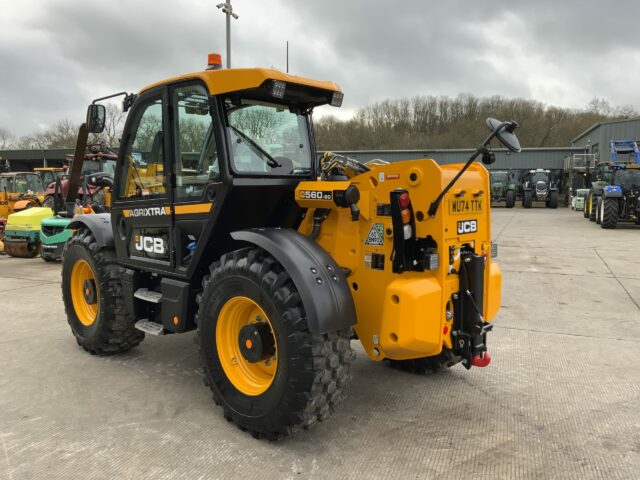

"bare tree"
[0,127,13,149]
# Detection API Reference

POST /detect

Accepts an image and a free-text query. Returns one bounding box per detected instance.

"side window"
[173,84,218,200]
[26,174,44,193]
[119,97,165,198]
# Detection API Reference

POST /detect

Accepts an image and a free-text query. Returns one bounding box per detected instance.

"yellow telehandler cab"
[61,54,518,439]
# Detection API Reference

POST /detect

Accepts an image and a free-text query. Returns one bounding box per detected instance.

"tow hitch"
[453,250,493,369]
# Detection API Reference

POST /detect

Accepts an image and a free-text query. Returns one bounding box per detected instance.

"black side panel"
[66,214,114,248]
[161,277,192,332]
[230,228,357,334]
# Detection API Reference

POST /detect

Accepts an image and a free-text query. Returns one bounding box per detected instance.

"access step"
[134,288,162,303]
[134,319,165,335]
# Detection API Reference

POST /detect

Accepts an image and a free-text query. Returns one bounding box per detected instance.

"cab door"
[168,81,227,278]
[111,87,174,274]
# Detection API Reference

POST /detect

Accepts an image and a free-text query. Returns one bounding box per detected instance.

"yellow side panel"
[379,278,443,357]
[485,261,502,321]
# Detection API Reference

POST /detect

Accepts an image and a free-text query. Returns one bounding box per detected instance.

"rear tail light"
[390,189,416,273]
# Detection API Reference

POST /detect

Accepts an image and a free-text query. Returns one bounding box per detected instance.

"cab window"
[119,96,166,198]
[25,174,44,193]
[173,84,219,200]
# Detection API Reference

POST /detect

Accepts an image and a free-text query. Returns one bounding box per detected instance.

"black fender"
[66,213,114,248]
[591,184,604,195]
[231,228,357,334]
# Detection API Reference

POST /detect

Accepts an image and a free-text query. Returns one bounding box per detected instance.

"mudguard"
[231,228,357,334]
[603,185,623,198]
[592,183,605,195]
[66,213,113,248]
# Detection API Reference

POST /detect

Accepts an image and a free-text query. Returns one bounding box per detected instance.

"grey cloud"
[1,0,638,136]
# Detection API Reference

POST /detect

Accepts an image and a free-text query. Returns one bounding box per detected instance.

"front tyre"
[197,248,354,439]
[601,197,619,229]
[61,228,144,355]
[505,190,515,208]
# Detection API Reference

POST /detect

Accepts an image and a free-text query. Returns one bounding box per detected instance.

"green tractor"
[521,168,558,208]
[490,170,516,208]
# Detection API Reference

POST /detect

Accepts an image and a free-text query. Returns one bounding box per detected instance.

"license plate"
[449,198,483,215]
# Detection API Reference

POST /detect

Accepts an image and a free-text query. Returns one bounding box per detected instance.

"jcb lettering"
[134,235,166,254]
[457,220,477,235]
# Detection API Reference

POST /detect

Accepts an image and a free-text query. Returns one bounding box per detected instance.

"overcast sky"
[1,0,639,137]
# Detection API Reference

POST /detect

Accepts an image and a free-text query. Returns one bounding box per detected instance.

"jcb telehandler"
[61,55,516,439]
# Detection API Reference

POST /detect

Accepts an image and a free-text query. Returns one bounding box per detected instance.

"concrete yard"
[1,208,639,480]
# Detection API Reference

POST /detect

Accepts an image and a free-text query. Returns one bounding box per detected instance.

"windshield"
[615,169,640,190]
[82,159,116,176]
[0,176,12,192]
[224,98,312,175]
[530,172,550,184]
[491,172,508,183]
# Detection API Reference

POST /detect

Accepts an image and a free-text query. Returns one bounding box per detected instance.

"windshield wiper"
[230,125,280,168]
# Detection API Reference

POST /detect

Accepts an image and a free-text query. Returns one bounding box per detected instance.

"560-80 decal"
[299,190,332,201]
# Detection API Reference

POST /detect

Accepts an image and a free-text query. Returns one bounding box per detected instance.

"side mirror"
[486,118,521,153]
[87,104,106,134]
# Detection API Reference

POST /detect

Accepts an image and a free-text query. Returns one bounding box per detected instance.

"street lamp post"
[216,1,239,68]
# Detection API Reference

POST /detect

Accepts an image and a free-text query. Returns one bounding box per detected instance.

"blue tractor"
[593,140,640,229]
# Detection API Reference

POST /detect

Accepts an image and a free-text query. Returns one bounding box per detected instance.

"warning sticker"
[365,223,385,246]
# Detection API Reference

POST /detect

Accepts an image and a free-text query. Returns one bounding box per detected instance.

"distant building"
[572,117,640,163]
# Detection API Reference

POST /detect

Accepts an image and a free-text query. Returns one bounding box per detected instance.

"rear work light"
[270,80,286,99]
[330,91,344,107]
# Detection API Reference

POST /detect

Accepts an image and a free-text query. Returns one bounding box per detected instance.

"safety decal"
[364,223,385,246]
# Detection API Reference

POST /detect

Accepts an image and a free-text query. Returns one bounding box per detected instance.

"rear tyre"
[589,195,598,222]
[505,190,515,208]
[523,191,533,208]
[601,197,619,229]
[196,248,355,439]
[388,349,460,374]
[547,191,558,209]
[61,228,144,355]
[583,193,591,218]
[42,195,55,209]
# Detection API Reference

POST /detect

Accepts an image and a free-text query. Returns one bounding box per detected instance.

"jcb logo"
[457,220,477,235]
[134,235,166,254]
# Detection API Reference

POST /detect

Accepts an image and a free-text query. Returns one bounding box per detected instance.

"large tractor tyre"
[505,190,515,208]
[523,191,533,208]
[388,348,460,374]
[61,228,144,355]
[196,248,355,440]
[596,197,603,225]
[589,195,598,222]
[547,191,559,209]
[601,197,619,229]
[42,195,55,209]
[583,193,591,218]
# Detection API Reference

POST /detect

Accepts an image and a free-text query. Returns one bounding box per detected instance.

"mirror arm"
[428,124,507,217]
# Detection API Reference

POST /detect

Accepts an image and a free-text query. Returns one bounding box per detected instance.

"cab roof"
[140,68,341,97]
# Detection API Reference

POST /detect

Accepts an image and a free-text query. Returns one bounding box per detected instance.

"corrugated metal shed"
[0,149,71,171]
[325,147,585,170]
[572,117,640,163]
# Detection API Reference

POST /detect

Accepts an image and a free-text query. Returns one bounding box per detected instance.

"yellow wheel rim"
[70,259,99,327]
[216,296,278,396]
